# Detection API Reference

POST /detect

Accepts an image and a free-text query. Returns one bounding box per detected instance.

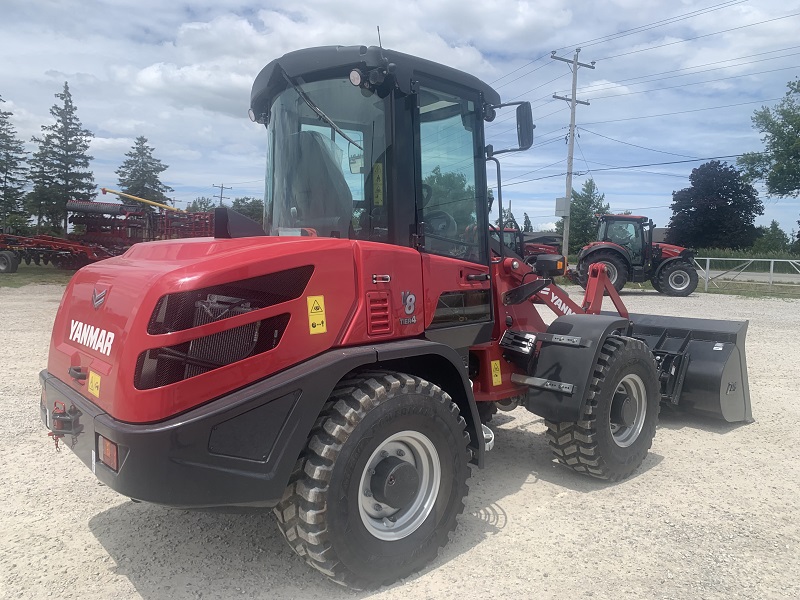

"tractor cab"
[597,214,654,267]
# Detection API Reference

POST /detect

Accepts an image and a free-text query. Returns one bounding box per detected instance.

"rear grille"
[134,308,291,390]
[147,265,313,334]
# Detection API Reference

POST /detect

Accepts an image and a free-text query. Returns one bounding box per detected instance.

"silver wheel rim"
[609,373,647,447]
[358,430,441,541]
[668,269,691,292]
[600,261,618,284]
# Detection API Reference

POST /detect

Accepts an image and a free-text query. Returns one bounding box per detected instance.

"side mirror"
[516,103,534,151]
[486,101,534,157]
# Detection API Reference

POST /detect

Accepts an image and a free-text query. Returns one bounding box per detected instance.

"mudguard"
[524,313,630,422]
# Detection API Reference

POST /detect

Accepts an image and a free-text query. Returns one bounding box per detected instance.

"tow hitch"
[43,400,83,451]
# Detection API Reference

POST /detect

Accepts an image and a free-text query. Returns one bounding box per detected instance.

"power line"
[560,1,747,52]
[586,66,799,101]
[504,153,757,187]
[595,12,800,61]
[562,47,800,95]
[488,1,746,88]
[577,127,699,158]
[581,97,783,125]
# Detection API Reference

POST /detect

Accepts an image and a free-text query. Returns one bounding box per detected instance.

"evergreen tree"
[0,95,28,231]
[116,136,173,206]
[28,82,95,232]
[522,212,533,232]
[555,178,610,251]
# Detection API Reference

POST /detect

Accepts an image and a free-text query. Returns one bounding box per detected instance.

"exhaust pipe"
[625,313,752,423]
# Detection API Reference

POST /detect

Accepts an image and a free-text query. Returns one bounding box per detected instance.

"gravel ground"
[1,284,798,600]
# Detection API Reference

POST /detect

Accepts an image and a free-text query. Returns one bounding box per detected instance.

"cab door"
[413,80,493,352]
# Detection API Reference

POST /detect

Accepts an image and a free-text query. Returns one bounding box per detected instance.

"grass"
[0,263,75,288]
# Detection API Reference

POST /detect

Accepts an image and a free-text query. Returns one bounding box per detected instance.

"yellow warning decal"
[307,295,327,335]
[373,163,384,206]
[88,371,101,398]
[491,360,502,386]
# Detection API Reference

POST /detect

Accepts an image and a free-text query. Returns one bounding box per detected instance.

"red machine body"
[39,44,751,590]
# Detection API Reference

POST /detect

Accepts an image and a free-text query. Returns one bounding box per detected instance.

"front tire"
[545,336,660,481]
[273,371,470,589]
[658,260,698,296]
[578,251,628,292]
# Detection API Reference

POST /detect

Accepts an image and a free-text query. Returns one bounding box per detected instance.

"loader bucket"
[625,313,752,423]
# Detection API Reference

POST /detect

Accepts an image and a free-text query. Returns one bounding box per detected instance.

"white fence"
[694,257,800,292]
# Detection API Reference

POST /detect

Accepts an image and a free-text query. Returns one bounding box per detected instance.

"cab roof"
[250,45,501,118]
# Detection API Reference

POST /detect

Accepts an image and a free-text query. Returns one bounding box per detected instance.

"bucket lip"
[603,311,749,338]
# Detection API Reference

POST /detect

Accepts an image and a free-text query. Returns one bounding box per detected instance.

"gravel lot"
[1,284,798,600]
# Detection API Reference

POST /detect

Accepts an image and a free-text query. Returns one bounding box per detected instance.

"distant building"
[653,227,669,243]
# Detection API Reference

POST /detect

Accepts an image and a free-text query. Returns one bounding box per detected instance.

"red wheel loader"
[40,45,751,589]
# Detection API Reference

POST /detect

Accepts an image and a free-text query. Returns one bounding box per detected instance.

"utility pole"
[552,48,595,259]
[212,183,231,207]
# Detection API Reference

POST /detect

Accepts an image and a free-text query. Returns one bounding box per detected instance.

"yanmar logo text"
[69,320,115,356]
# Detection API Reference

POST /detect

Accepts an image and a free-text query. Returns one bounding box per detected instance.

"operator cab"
[598,215,654,266]
[249,45,532,265]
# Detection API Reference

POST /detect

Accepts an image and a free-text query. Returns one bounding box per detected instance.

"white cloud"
[1,0,798,232]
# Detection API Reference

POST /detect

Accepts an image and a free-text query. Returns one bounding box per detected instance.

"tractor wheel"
[273,371,470,590]
[578,251,628,292]
[650,275,662,293]
[545,336,660,481]
[658,260,698,296]
[0,251,19,274]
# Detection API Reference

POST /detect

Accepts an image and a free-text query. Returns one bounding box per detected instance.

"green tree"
[28,82,95,232]
[231,196,264,224]
[0,95,28,231]
[666,161,762,249]
[187,196,216,212]
[424,166,476,230]
[522,212,533,232]
[494,207,519,229]
[752,220,790,254]
[738,79,800,198]
[116,136,173,207]
[555,178,610,251]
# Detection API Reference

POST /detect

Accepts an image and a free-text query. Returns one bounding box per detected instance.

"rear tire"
[273,371,470,590]
[578,251,628,292]
[546,336,660,481]
[0,251,19,274]
[658,260,698,296]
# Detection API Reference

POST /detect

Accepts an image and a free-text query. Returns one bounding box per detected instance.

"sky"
[2,0,799,240]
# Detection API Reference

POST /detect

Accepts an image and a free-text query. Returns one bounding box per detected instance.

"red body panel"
[49,236,395,423]
[652,242,686,259]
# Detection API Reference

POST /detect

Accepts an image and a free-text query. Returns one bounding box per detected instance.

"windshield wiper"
[282,72,363,151]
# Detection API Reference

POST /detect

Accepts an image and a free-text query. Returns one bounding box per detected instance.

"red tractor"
[40,46,750,589]
[575,214,699,296]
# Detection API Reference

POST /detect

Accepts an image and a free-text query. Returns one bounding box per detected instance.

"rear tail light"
[99,435,118,471]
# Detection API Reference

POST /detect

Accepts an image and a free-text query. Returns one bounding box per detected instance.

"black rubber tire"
[650,275,662,293]
[657,260,698,296]
[578,250,628,292]
[273,371,470,590]
[0,251,19,274]
[545,336,660,481]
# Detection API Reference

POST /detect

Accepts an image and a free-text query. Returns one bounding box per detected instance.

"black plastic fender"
[578,243,632,266]
[652,251,695,280]
[524,313,630,422]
